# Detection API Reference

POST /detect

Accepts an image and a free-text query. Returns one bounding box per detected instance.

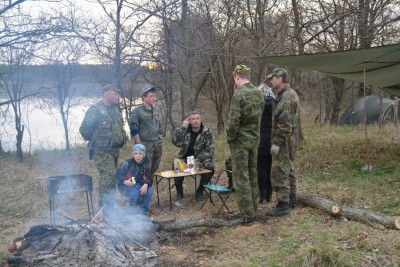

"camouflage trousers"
[230,144,259,218]
[271,150,296,204]
[143,142,163,174]
[93,150,119,207]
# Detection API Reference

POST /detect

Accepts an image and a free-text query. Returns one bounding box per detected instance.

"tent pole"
[363,65,370,171]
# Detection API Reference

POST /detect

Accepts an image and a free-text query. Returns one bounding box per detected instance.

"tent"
[254,44,400,97]
[338,96,399,126]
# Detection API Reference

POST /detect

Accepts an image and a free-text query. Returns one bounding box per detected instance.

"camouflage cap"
[102,84,121,93]
[266,68,288,80]
[140,84,156,98]
[233,64,251,75]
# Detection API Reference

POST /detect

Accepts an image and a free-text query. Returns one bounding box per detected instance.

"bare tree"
[0,43,37,161]
[39,39,87,151]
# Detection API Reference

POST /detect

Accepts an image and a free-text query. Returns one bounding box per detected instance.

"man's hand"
[270,144,280,155]
[139,184,148,196]
[182,117,190,128]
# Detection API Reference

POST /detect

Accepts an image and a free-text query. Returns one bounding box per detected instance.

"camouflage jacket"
[172,123,215,168]
[272,85,300,157]
[79,101,126,151]
[227,82,264,149]
[129,104,163,145]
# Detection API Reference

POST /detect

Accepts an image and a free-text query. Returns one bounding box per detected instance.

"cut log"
[395,217,400,229]
[298,192,400,230]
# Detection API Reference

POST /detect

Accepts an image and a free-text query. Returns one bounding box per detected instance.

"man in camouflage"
[227,64,264,224]
[265,68,300,217]
[172,111,215,202]
[129,84,163,174]
[79,84,127,209]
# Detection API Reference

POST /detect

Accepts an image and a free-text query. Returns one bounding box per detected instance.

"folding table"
[153,169,212,210]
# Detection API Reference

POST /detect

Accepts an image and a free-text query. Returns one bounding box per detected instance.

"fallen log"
[158,218,242,231]
[298,192,400,230]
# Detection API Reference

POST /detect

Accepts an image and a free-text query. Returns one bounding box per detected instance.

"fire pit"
[7,213,159,266]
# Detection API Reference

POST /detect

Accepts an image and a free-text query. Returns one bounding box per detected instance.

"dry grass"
[1,122,400,266]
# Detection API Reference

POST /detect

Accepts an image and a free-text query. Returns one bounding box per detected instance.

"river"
[1,97,130,152]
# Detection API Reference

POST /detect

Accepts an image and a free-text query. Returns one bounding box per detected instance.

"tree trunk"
[298,192,400,230]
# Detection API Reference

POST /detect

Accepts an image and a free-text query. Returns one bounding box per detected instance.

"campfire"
[7,207,159,267]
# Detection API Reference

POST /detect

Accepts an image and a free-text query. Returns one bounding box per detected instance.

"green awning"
[254,44,400,97]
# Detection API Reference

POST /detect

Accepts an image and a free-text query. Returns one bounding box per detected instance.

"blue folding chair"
[200,170,233,215]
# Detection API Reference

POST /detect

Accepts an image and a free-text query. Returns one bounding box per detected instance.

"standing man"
[172,111,215,202]
[265,68,300,217]
[129,84,163,174]
[257,82,275,204]
[227,64,264,224]
[80,84,127,209]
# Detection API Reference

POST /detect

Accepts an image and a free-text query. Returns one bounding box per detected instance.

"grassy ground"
[1,124,399,266]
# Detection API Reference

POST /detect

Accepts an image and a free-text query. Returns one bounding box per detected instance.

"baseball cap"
[266,68,288,80]
[233,64,251,75]
[140,84,156,98]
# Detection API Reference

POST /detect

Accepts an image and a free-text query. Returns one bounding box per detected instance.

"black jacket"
[258,93,274,155]
[116,158,152,197]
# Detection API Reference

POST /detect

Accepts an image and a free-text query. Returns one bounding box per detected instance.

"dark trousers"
[257,154,272,201]
[174,171,214,194]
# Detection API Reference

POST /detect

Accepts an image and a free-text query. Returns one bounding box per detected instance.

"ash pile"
[7,209,159,267]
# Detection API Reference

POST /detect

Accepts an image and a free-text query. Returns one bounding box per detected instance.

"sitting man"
[116,144,153,215]
[172,111,215,202]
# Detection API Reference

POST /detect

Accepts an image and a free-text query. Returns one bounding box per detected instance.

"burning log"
[298,192,400,230]
[7,216,159,267]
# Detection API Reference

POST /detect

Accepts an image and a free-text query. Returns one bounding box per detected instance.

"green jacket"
[129,104,163,145]
[272,85,300,159]
[227,82,264,149]
[172,123,215,169]
[79,101,126,151]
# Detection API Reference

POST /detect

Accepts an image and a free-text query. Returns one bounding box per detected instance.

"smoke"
[48,175,156,244]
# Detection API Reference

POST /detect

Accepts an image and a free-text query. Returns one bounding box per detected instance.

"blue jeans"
[127,184,153,215]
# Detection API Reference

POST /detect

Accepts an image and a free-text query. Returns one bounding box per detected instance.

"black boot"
[195,191,206,202]
[176,187,184,199]
[289,192,297,209]
[265,202,292,217]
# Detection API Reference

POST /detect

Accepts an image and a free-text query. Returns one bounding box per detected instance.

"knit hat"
[132,144,146,156]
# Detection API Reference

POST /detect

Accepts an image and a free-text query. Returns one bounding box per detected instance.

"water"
[1,97,130,152]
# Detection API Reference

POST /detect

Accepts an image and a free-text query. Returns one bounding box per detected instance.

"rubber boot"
[265,202,292,217]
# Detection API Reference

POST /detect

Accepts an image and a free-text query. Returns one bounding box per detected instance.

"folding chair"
[200,170,233,215]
